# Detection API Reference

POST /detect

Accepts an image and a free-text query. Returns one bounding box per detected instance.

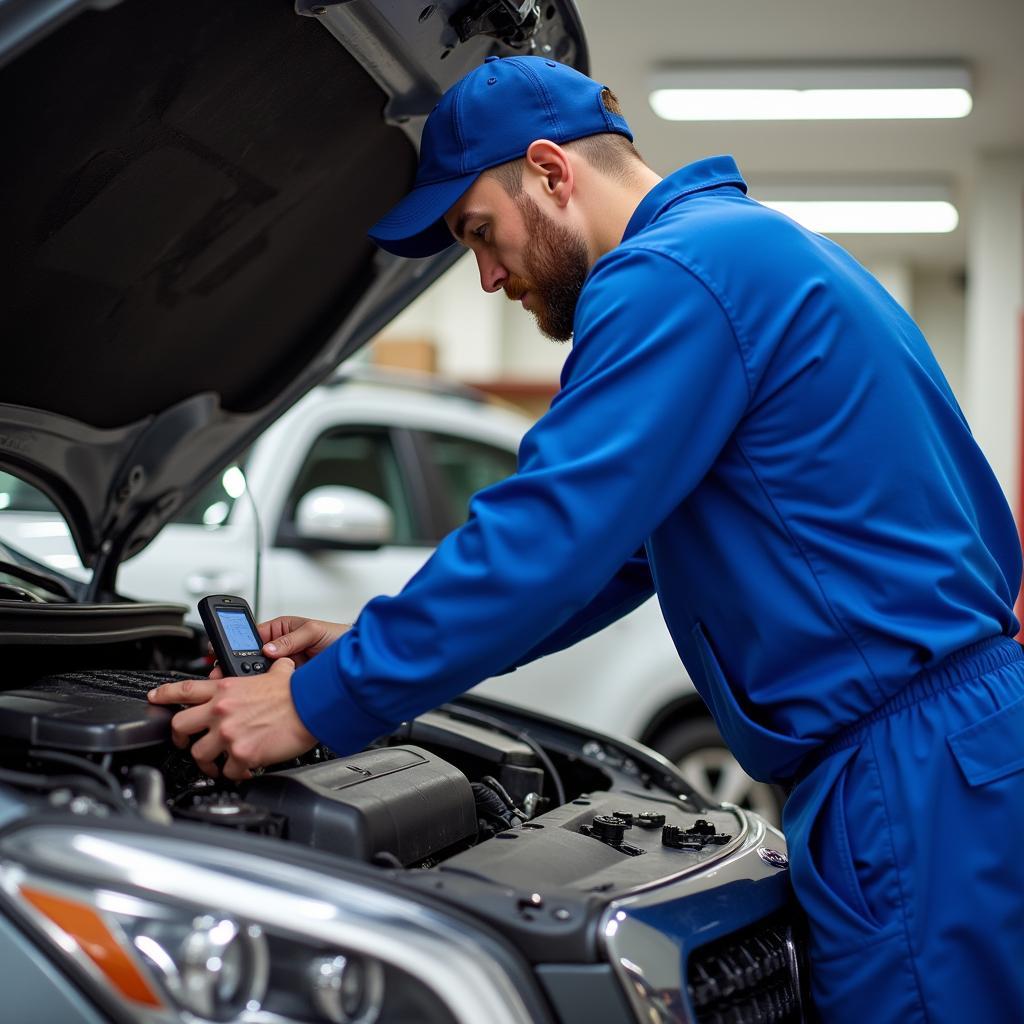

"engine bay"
[0,665,735,860]
[0,617,757,968]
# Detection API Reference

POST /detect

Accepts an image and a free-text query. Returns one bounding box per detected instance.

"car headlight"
[0,824,537,1024]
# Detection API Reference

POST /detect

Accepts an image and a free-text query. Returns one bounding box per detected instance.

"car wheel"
[650,717,785,827]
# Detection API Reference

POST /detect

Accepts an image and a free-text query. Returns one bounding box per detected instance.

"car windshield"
[173,457,252,528]
[0,462,250,529]
[0,471,58,514]
[0,459,252,588]
[0,471,86,576]
[0,535,79,600]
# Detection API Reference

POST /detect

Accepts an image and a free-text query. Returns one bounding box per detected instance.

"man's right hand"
[258,615,350,666]
[208,616,349,677]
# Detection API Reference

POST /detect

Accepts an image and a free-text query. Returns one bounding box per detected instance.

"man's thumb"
[264,627,307,657]
[268,656,295,674]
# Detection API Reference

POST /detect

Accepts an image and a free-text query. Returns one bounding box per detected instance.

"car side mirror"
[292,486,394,550]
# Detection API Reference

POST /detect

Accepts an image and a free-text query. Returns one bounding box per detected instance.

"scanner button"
[251,661,265,673]
[240,662,251,673]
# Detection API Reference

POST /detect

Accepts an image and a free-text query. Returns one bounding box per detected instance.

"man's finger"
[169,704,215,750]
[148,678,218,705]
[256,616,302,646]
[190,728,226,773]
[222,757,253,782]
[267,657,296,675]
[263,622,322,659]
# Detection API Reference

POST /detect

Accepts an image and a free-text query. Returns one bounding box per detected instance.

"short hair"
[486,88,646,198]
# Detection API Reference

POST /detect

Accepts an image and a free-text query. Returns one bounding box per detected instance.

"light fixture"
[751,184,959,234]
[649,62,972,121]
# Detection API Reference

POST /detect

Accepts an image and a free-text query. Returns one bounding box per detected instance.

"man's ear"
[524,139,573,208]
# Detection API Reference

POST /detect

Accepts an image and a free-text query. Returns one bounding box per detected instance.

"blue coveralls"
[292,156,1024,1022]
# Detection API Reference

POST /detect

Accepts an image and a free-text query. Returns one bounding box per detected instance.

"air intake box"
[243,746,477,865]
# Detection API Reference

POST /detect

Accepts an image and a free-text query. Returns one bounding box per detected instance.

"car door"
[263,424,435,625]
[408,430,690,734]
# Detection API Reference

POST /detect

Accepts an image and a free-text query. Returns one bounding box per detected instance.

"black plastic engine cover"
[0,674,178,751]
[243,746,477,865]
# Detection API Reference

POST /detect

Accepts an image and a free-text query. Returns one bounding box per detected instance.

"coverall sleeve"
[290,247,751,753]
[505,548,654,668]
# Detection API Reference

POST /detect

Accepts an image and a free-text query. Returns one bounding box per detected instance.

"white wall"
[384,254,505,380]
[380,252,570,384]
[868,260,915,315]
[913,268,967,403]
[965,153,1024,508]
[498,299,571,380]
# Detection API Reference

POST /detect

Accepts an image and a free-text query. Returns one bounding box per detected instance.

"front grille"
[686,914,803,1024]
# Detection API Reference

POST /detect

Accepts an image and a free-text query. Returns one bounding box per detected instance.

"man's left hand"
[147,658,316,780]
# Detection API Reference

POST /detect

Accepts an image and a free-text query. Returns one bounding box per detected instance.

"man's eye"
[473,224,488,241]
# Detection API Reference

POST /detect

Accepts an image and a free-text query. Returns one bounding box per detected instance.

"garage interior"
[0,1,1022,1021]
[377,0,1024,526]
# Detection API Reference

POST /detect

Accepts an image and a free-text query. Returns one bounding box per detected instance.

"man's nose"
[476,252,507,294]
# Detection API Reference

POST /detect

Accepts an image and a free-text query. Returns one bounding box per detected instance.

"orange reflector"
[21,886,163,1008]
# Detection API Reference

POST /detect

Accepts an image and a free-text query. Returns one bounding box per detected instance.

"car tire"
[650,717,786,827]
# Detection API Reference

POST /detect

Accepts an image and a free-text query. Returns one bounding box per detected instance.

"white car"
[0,365,782,821]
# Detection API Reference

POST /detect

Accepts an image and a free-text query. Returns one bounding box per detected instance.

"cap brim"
[368,173,479,258]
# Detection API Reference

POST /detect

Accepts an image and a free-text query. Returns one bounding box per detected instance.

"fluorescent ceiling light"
[650,63,972,120]
[761,201,958,233]
[752,185,959,234]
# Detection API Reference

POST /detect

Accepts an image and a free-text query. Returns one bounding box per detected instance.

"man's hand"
[255,615,350,668]
[202,615,349,673]
[147,659,316,780]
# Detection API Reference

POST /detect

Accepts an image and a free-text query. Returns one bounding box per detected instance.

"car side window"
[422,432,518,531]
[285,428,419,544]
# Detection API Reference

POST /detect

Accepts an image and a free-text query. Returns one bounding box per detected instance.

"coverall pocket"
[947,693,1024,787]
[804,755,881,933]
[785,747,892,961]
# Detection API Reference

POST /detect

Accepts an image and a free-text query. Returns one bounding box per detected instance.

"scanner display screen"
[217,610,260,651]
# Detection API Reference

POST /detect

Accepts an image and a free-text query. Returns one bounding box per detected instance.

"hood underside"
[0,0,586,594]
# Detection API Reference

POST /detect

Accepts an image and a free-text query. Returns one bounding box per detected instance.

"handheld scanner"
[197,595,267,677]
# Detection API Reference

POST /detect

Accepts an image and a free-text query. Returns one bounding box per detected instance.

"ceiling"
[576,0,1024,270]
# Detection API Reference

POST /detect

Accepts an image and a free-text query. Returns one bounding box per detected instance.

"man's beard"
[503,193,590,342]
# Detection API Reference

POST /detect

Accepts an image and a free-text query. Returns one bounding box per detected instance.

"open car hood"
[0,0,587,596]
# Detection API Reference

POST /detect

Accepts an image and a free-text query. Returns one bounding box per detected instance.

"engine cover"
[243,745,477,865]
[0,671,181,751]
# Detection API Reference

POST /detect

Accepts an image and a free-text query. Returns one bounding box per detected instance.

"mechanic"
[150,57,1024,1022]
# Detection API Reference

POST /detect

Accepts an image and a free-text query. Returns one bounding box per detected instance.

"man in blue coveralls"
[150,58,1024,1021]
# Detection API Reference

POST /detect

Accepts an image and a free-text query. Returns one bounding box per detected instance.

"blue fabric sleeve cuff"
[290,646,394,755]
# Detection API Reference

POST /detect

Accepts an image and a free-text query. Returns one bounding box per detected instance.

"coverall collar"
[622,155,748,244]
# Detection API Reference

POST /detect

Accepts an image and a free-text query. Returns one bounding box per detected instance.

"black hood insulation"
[1,0,415,429]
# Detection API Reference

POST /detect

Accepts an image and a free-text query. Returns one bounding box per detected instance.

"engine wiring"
[0,765,130,812]
[439,703,567,807]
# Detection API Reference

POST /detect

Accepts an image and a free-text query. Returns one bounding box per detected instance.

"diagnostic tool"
[198,595,266,677]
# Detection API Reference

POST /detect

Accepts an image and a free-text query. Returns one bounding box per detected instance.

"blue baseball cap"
[368,56,632,258]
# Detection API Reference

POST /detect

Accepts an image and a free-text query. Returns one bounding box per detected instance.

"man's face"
[444,173,590,342]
